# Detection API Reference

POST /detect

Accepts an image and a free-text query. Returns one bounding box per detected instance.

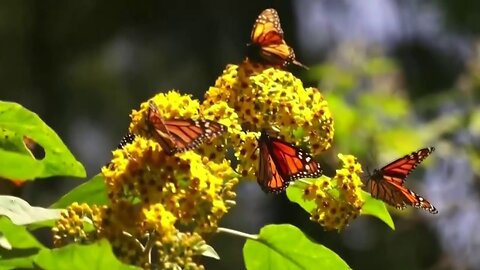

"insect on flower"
[366,147,438,214]
[147,101,227,155]
[246,8,308,69]
[257,130,322,193]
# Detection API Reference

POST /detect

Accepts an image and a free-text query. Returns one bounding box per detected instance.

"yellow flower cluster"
[53,91,238,268]
[303,154,364,231]
[52,49,364,269]
[156,231,208,270]
[52,202,99,246]
[202,60,334,178]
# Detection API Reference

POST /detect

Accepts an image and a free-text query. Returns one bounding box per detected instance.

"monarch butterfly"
[257,130,322,193]
[117,132,136,149]
[366,147,438,214]
[147,101,226,155]
[246,8,307,69]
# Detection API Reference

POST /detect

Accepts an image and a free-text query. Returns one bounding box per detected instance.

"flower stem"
[217,227,259,240]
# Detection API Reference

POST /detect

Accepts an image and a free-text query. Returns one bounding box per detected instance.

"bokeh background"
[1,1,480,269]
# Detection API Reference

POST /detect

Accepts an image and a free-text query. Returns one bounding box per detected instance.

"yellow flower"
[102,133,237,233]
[302,154,364,231]
[156,231,207,270]
[52,202,95,247]
[204,60,334,180]
[129,91,201,140]
[142,204,177,235]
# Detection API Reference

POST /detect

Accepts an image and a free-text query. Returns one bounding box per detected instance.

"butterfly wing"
[248,9,307,69]
[147,101,178,154]
[147,101,226,155]
[368,178,438,214]
[257,131,322,193]
[380,147,435,185]
[368,147,438,214]
[164,119,226,153]
[251,8,284,45]
[258,137,285,193]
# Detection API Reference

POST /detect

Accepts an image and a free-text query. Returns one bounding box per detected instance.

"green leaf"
[34,240,141,270]
[0,233,11,250]
[0,196,61,225]
[51,174,109,208]
[243,224,350,270]
[0,101,85,180]
[286,177,323,213]
[200,244,220,260]
[0,255,37,270]
[361,190,395,230]
[0,217,44,249]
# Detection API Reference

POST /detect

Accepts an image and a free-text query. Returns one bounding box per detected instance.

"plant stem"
[217,227,259,240]
[122,231,145,250]
[144,231,156,264]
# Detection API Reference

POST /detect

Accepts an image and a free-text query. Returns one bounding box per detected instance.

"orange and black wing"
[257,131,322,193]
[147,101,178,154]
[147,101,226,155]
[367,147,437,214]
[368,178,438,214]
[163,119,226,153]
[247,8,307,68]
[380,147,435,185]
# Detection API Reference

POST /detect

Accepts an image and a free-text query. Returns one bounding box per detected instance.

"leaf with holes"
[0,101,85,180]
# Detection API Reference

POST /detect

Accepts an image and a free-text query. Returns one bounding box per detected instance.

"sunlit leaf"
[51,174,109,208]
[243,224,350,270]
[286,178,318,212]
[361,191,395,230]
[0,101,85,180]
[34,240,140,270]
[0,196,61,225]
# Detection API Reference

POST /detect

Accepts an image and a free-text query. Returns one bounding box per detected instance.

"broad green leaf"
[243,224,350,270]
[0,196,61,225]
[200,244,220,260]
[0,217,44,249]
[361,191,395,230]
[34,240,141,270]
[0,129,30,156]
[0,101,85,180]
[51,174,109,208]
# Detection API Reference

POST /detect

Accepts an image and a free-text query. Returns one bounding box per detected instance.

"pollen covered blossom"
[303,154,364,231]
[53,91,238,268]
[53,51,362,269]
[201,60,334,180]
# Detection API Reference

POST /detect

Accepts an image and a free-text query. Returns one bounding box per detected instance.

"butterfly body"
[367,147,438,214]
[247,8,307,69]
[257,130,322,193]
[147,101,226,155]
[117,133,136,149]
